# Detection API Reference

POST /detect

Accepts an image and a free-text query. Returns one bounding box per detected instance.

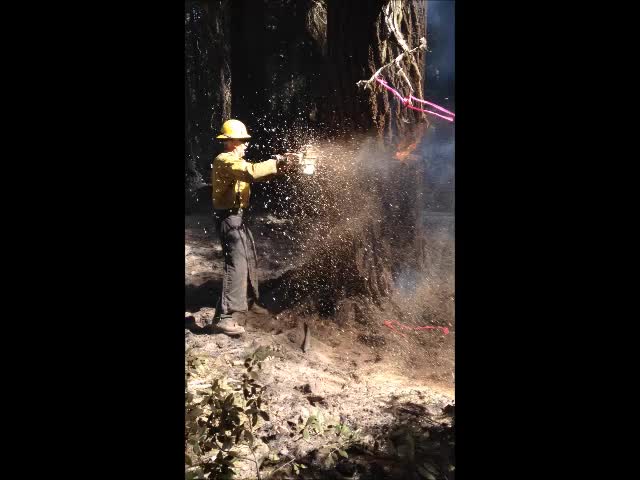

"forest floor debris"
[186,212,454,479]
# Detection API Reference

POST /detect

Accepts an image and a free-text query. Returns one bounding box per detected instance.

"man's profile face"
[224,139,248,156]
[238,140,248,156]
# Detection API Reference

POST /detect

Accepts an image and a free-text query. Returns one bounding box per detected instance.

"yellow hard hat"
[216,119,252,140]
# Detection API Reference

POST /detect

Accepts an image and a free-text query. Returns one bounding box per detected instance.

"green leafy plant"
[186,347,365,479]
[264,452,308,479]
[185,348,273,479]
[293,409,359,470]
[315,422,358,469]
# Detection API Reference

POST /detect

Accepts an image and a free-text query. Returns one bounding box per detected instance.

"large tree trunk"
[325,0,427,140]
[262,0,431,322]
[185,0,435,323]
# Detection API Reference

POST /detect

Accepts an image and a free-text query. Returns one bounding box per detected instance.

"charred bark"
[229,0,331,154]
[325,0,427,141]
[185,0,231,211]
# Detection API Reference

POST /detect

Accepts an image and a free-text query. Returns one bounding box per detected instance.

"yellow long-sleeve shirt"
[212,152,279,209]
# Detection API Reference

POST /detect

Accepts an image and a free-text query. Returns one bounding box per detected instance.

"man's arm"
[216,154,297,182]
[216,156,278,182]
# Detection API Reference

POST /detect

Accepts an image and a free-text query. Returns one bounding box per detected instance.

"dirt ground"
[185,211,455,479]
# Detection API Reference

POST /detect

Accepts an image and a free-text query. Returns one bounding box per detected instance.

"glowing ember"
[393,122,427,161]
[394,139,421,161]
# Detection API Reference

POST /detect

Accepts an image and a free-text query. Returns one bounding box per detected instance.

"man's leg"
[216,214,249,334]
[245,224,270,314]
[245,224,260,304]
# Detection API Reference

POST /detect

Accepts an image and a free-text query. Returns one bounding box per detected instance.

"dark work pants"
[214,211,259,319]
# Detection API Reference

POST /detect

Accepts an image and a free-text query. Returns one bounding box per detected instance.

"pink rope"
[376,78,406,103]
[375,77,455,123]
[384,319,450,335]
[408,95,455,117]
[406,103,454,122]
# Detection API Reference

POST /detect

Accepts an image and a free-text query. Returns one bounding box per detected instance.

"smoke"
[421,0,455,326]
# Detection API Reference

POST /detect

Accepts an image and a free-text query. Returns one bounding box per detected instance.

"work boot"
[212,316,245,336]
[249,302,270,315]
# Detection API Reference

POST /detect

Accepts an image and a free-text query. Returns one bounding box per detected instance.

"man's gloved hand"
[275,152,301,173]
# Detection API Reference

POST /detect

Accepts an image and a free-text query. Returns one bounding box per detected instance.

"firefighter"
[211,119,296,335]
